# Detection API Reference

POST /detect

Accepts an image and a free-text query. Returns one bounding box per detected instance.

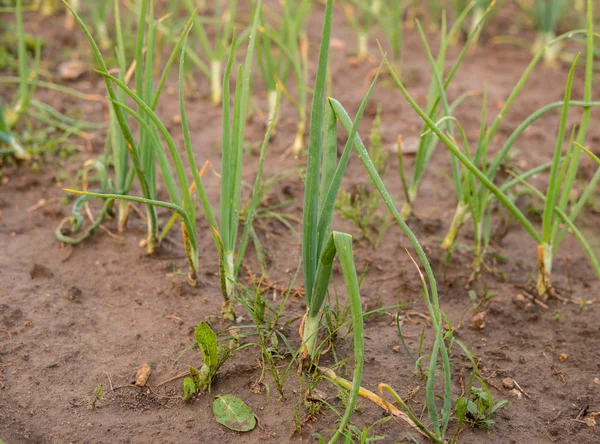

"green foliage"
[91,384,103,409]
[182,322,231,399]
[468,284,497,308]
[455,386,509,430]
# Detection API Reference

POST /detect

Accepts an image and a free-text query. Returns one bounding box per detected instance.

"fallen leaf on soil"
[134,363,152,387]
[57,60,87,81]
[559,353,568,362]
[469,311,486,330]
[213,394,256,432]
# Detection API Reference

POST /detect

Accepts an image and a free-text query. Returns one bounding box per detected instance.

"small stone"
[330,37,345,50]
[57,60,87,81]
[513,293,530,309]
[559,353,568,362]
[469,311,486,330]
[502,378,515,389]
[593,378,600,385]
[172,114,182,125]
[66,286,82,303]
[388,136,419,154]
[392,345,401,353]
[134,363,152,387]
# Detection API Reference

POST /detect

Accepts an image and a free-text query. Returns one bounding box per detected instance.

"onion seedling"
[37,0,58,16]
[66,1,273,321]
[439,0,599,286]
[518,0,569,65]
[342,0,378,61]
[256,0,311,145]
[0,0,39,161]
[295,4,472,439]
[300,0,373,365]
[451,0,494,46]
[380,2,600,295]
[181,0,237,105]
[64,0,111,50]
[343,0,405,69]
[399,2,484,219]
[60,0,196,252]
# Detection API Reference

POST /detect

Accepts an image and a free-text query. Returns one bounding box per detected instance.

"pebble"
[502,378,515,389]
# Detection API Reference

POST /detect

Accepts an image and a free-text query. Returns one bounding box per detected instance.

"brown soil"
[1,3,600,443]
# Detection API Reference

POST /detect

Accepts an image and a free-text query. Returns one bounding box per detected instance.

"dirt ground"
[1,2,600,443]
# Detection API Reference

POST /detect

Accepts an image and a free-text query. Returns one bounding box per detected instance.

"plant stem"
[536,30,560,66]
[292,118,306,154]
[441,201,470,250]
[267,89,278,126]
[210,59,222,105]
[224,250,235,298]
[472,219,483,275]
[301,314,320,362]
[117,200,130,233]
[357,32,369,60]
[537,243,553,298]
[146,214,158,254]
[400,185,417,219]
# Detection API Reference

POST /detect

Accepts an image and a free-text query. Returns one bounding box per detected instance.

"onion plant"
[256,0,311,148]
[381,0,600,296]
[65,0,273,321]
[452,0,494,45]
[250,2,478,439]
[342,0,405,69]
[399,2,484,219]
[37,0,57,16]
[0,0,38,161]
[181,0,237,105]
[300,0,370,364]
[299,6,455,412]
[518,0,569,65]
[59,0,196,252]
[437,0,599,285]
[64,0,111,50]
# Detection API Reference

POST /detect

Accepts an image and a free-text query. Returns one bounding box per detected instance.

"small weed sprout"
[455,386,509,430]
[183,323,231,400]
